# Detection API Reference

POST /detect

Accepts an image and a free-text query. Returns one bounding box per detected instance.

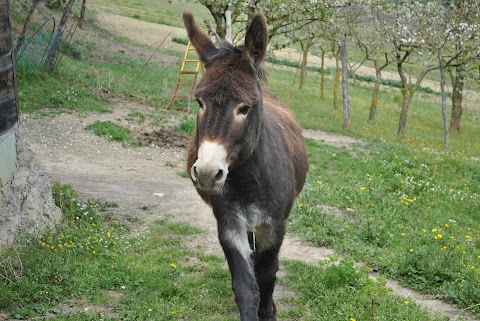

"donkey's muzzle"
[191,141,229,194]
[191,162,227,194]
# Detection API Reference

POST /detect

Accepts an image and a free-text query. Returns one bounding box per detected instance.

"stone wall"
[0,127,61,247]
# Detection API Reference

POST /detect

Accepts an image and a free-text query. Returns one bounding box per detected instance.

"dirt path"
[21,103,477,320]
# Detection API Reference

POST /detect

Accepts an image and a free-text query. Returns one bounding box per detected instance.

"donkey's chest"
[236,204,272,232]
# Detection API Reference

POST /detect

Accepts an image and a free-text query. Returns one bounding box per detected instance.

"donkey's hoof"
[259,304,277,321]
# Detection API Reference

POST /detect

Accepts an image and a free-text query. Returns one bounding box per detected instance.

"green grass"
[280,258,448,321]
[267,66,480,157]
[16,34,182,115]
[0,185,449,321]
[288,140,480,315]
[16,63,110,115]
[92,0,210,28]
[87,120,141,146]
[174,116,196,135]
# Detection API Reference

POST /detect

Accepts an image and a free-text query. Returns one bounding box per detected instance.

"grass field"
[0,184,448,321]
[3,1,480,319]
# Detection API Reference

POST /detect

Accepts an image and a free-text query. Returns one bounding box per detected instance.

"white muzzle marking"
[191,141,229,194]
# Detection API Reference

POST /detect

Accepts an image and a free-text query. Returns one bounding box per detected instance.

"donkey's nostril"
[215,169,224,182]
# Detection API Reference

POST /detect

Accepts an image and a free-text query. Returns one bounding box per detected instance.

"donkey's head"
[183,11,268,195]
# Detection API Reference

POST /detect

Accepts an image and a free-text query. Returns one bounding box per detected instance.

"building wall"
[0,0,19,185]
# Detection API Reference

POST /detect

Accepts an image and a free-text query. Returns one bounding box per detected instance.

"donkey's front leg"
[219,228,260,321]
[254,226,283,321]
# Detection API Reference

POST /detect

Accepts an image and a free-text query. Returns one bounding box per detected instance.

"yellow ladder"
[167,41,203,112]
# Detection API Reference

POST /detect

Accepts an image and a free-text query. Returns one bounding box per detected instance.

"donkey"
[184,11,308,321]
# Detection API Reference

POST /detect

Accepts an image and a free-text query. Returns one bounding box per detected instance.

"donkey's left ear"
[242,14,268,66]
[183,11,218,63]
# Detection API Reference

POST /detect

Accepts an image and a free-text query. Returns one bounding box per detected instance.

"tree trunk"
[438,50,449,150]
[214,13,226,40]
[320,50,325,100]
[396,50,412,138]
[368,60,382,123]
[341,34,350,129]
[333,51,340,110]
[45,0,76,69]
[450,65,464,133]
[14,0,41,57]
[397,90,411,138]
[299,38,313,90]
[78,0,86,29]
[225,10,232,44]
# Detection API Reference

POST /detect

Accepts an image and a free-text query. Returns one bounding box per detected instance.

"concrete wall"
[0,130,16,184]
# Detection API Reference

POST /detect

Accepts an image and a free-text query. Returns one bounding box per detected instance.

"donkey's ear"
[242,14,268,66]
[183,11,217,63]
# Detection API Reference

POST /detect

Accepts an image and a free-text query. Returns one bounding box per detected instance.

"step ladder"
[167,41,203,112]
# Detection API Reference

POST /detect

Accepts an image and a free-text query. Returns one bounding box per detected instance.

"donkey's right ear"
[183,11,217,63]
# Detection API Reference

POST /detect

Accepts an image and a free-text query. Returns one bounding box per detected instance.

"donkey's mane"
[206,42,266,82]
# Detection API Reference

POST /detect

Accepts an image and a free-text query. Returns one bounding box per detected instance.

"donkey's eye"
[237,105,251,116]
[196,99,203,110]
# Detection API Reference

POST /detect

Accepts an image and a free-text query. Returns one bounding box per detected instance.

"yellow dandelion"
[350,318,356,321]
[466,235,471,239]
[432,228,438,232]
[422,229,427,233]
[170,263,177,269]
[360,186,367,191]
[409,249,414,253]
[444,223,449,227]
[400,233,405,237]
[92,250,96,254]
[404,300,410,305]
[107,231,111,238]
[58,243,63,249]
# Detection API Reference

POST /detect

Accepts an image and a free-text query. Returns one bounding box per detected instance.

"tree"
[438,48,449,150]
[182,0,330,43]
[444,0,480,133]
[380,0,452,138]
[298,35,315,90]
[349,3,393,122]
[78,0,87,29]
[341,33,350,128]
[45,0,76,69]
[14,0,43,57]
